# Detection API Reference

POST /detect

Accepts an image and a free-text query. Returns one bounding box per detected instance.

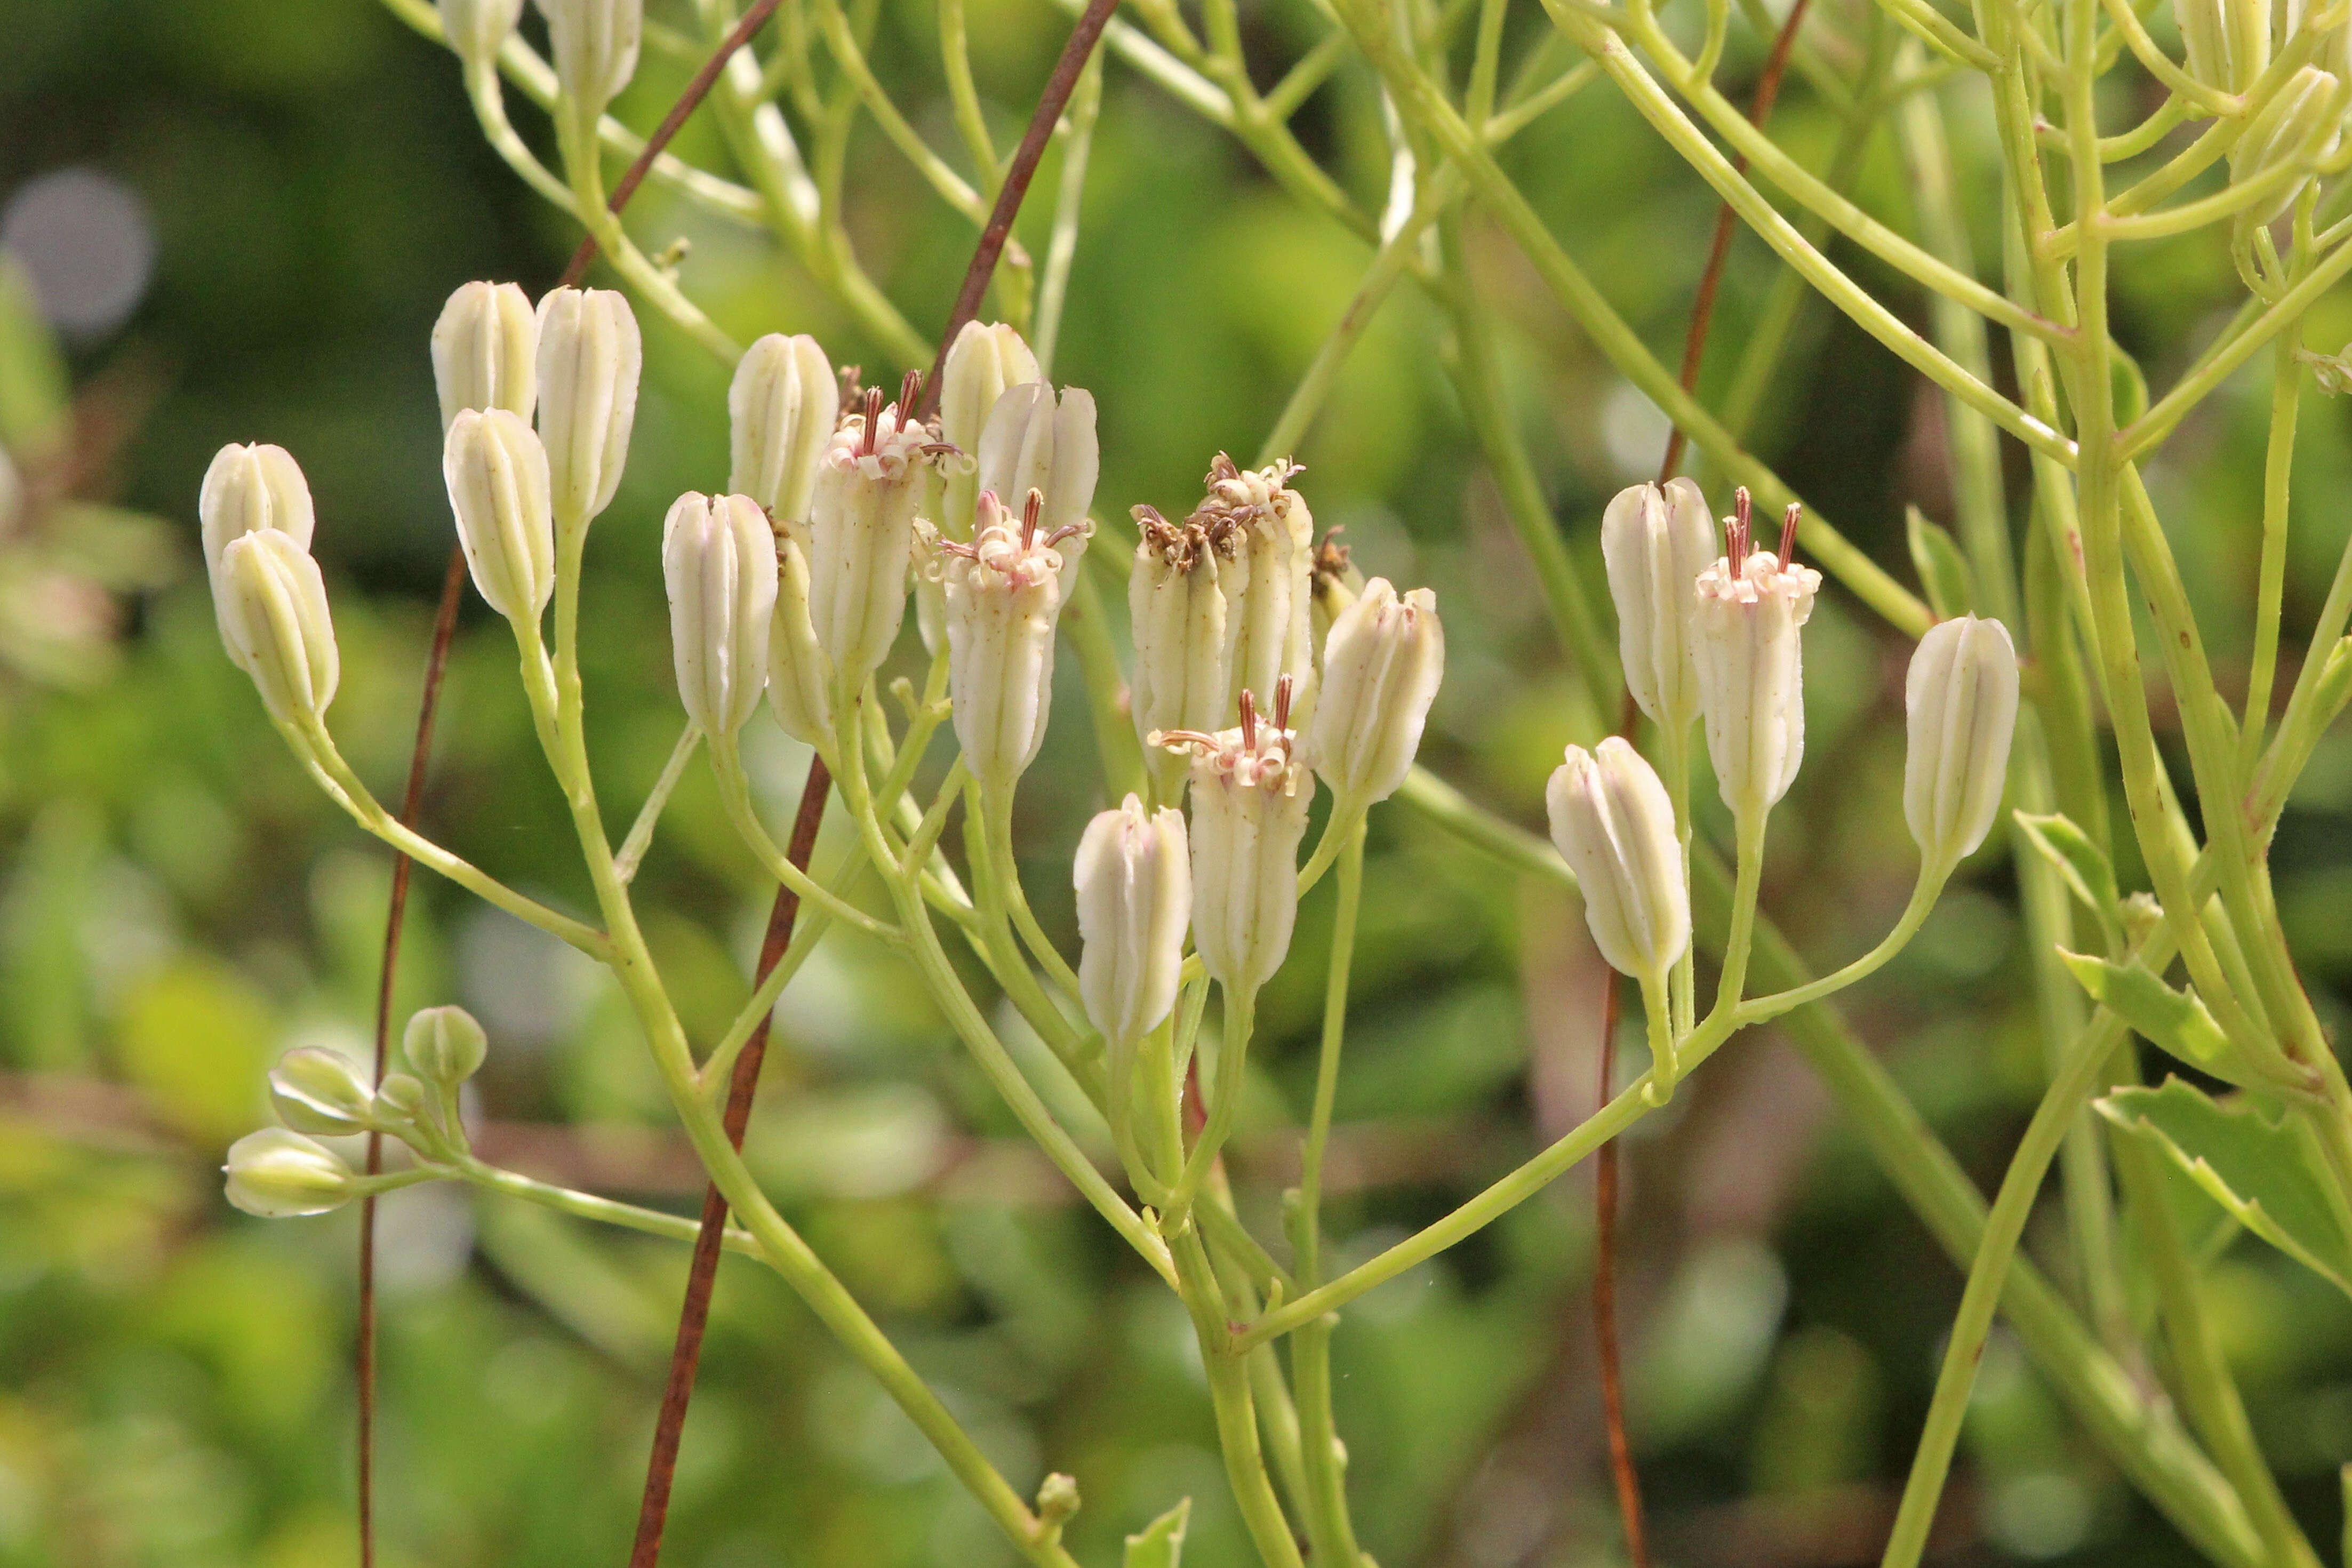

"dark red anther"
[1274,673,1294,731]
[1022,488,1044,548]
[860,387,883,458]
[1238,688,1258,753]
[899,369,923,418]
[1728,486,1753,562]
[1777,502,1802,566]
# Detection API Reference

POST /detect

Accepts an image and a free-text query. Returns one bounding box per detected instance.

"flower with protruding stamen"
[978,381,1098,585]
[431,281,538,432]
[536,286,641,529]
[729,333,838,523]
[1692,489,1821,826]
[1074,794,1190,1053]
[1602,477,1714,734]
[1304,577,1443,811]
[1157,678,1315,994]
[1194,454,1316,727]
[929,489,1088,794]
[1130,504,1231,802]
[218,529,340,726]
[224,1129,356,1218]
[535,0,640,114]
[1547,737,1689,981]
[1905,615,2020,870]
[444,408,556,623]
[664,492,779,738]
[806,373,949,702]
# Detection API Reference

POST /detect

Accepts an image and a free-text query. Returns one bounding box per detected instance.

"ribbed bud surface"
[664,493,779,737]
[1303,578,1443,809]
[444,408,556,622]
[536,286,641,527]
[1601,478,1714,732]
[1904,615,2020,869]
[218,529,340,724]
[1074,794,1190,1050]
[1546,737,1689,980]
[729,333,837,523]
[224,1129,355,1218]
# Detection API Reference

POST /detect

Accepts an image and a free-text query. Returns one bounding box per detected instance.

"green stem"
[1167,983,1256,1226]
[2242,329,2304,777]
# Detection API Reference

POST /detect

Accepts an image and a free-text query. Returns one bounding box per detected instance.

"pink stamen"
[859,388,883,458]
[1238,689,1258,753]
[1022,489,1044,549]
[1778,502,1802,566]
[899,369,922,417]
[1044,523,1087,548]
[1727,486,1753,562]
[1274,673,1294,732]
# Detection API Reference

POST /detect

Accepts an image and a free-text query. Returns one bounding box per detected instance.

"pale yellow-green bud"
[439,0,525,70]
[1195,454,1314,727]
[1303,578,1443,811]
[199,443,315,644]
[269,1047,375,1137]
[404,1005,490,1086]
[534,0,641,114]
[224,1129,355,1219]
[729,332,837,523]
[444,407,556,623]
[2229,66,2343,223]
[536,286,641,528]
[1601,477,1714,734]
[1904,615,2020,870]
[1546,737,1689,981]
[1129,506,1229,802]
[431,281,538,432]
[1074,794,1190,1053]
[218,529,340,725]
[663,492,778,738]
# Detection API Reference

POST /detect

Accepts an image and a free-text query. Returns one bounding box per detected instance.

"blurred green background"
[5,1,2352,1565]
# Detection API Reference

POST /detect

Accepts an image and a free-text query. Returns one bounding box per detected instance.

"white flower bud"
[199,443,315,634]
[767,514,835,747]
[1074,794,1190,1050]
[1546,737,1690,980]
[977,381,1098,585]
[938,322,1038,491]
[444,408,556,623]
[2228,66,2343,223]
[535,0,641,114]
[223,1129,356,1219]
[1303,578,1443,810]
[663,492,779,738]
[404,1005,490,1086]
[1162,681,1315,994]
[218,530,340,725]
[431,281,538,432]
[1601,477,1714,733]
[535,286,642,527]
[806,380,945,700]
[930,490,1079,794]
[1130,506,1230,801]
[440,0,526,70]
[269,1047,375,1137]
[729,333,838,523]
[2178,0,2269,92]
[1692,492,1821,825]
[1195,454,1315,726]
[1904,615,2020,870]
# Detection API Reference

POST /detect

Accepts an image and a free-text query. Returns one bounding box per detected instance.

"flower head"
[806,373,950,701]
[1692,489,1821,825]
[431,281,538,432]
[536,286,642,530]
[218,529,340,726]
[729,332,837,524]
[930,489,1086,793]
[1193,454,1314,727]
[444,407,556,623]
[1158,678,1315,994]
[224,1128,355,1219]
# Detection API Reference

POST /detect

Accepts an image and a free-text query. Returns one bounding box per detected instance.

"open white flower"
[1159,678,1315,994]
[1196,454,1315,727]
[1692,490,1821,827]
[1129,504,1230,799]
[931,489,1086,794]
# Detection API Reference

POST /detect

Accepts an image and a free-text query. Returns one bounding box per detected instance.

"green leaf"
[2058,949,2230,1067]
[1125,1499,1190,1568]
[2014,812,2122,944]
[1905,506,1975,620]
[2097,1079,2352,1300]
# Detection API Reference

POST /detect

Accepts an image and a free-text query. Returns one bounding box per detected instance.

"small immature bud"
[806,381,946,700]
[1074,794,1190,1052]
[664,493,780,738]
[1197,455,1315,725]
[1129,506,1230,799]
[931,490,1079,794]
[767,515,836,747]
[224,1129,356,1219]
[536,286,642,527]
[1601,478,1714,733]
[269,1047,375,1137]
[439,0,526,70]
[1303,578,1443,810]
[1692,491,1821,825]
[1163,682,1315,994]
[729,333,838,523]
[431,281,538,431]
[1546,737,1689,981]
[218,530,341,725]
[2228,66,2344,223]
[444,408,556,623]
[1903,615,2020,870]
[404,1004,490,1086]
[977,381,1099,579]
[2178,0,2269,92]
[535,0,641,114]
[199,443,315,615]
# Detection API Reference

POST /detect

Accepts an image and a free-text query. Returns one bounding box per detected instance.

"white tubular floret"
[729,332,838,524]
[1074,793,1191,1052]
[431,281,539,432]
[806,378,945,702]
[200,443,315,637]
[663,492,780,738]
[977,381,1099,584]
[223,1129,356,1219]
[218,529,340,726]
[1692,490,1821,827]
[1601,477,1714,734]
[1546,736,1690,981]
[1197,454,1315,726]
[1164,679,1315,995]
[1904,615,2021,870]
[440,0,526,70]
[932,490,1081,794]
[1303,577,1443,811]
[535,286,642,529]
[444,408,556,623]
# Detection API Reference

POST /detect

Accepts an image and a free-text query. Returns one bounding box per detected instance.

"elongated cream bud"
[1130,505,1230,801]
[729,333,838,523]
[978,381,1098,583]
[536,286,641,528]
[199,443,315,619]
[1303,578,1443,810]
[269,1047,375,1137]
[2228,66,2343,223]
[939,322,1038,514]
[405,1004,491,1086]
[1547,737,1689,980]
[535,0,641,113]
[444,408,556,623]
[1601,477,1714,733]
[223,1129,355,1218]
[807,379,946,701]
[767,513,835,747]
[1074,794,1191,1051]
[1198,454,1315,725]
[1162,682,1315,994]
[2178,0,2269,92]
[1692,491,1821,826]
[664,492,779,737]
[431,281,538,431]
[441,0,526,69]
[1904,615,2020,870]
[218,530,340,725]
[930,490,1081,794]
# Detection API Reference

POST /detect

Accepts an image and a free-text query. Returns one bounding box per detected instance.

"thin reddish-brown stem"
[1594,690,1650,1568]
[558,0,785,291]
[1655,0,1816,485]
